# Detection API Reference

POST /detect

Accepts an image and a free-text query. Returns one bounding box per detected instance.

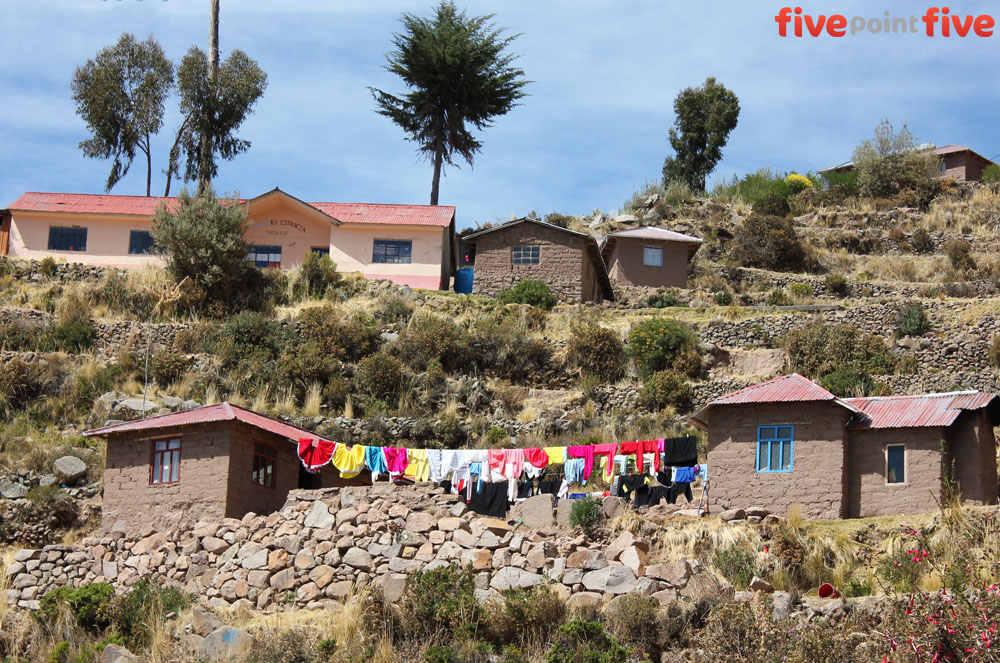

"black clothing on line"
[538,480,560,496]
[663,435,698,467]
[468,480,509,518]
[667,482,693,505]
[517,480,534,499]
[647,485,671,507]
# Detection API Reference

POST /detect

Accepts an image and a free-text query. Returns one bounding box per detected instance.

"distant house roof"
[464,217,615,301]
[844,391,999,429]
[8,190,455,228]
[84,402,333,444]
[600,226,703,262]
[817,144,995,174]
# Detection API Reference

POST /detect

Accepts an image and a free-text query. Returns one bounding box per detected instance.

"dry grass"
[271,387,298,417]
[342,396,355,419]
[302,383,323,417]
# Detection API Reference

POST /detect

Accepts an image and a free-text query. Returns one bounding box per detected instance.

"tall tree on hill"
[370,1,528,206]
[661,77,740,192]
[71,33,174,196]
[166,0,267,196]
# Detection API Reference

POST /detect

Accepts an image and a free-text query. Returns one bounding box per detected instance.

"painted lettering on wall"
[250,219,308,238]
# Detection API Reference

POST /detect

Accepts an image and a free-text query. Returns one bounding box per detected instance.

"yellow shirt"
[544,446,566,464]
[333,444,366,479]
[404,448,430,482]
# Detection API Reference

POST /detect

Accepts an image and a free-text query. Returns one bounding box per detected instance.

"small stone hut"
[690,374,999,519]
[464,218,614,303]
[600,226,702,289]
[85,403,348,535]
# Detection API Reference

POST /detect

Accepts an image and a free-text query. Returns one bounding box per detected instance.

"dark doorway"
[298,464,322,490]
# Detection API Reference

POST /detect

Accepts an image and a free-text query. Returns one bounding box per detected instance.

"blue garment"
[365,446,388,475]
[564,457,586,486]
[469,462,484,492]
[674,466,697,483]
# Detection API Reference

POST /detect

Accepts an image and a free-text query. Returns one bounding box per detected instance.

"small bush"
[712,545,756,590]
[36,582,115,634]
[765,289,791,306]
[215,311,281,365]
[149,350,191,386]
[818,368,887,398]
[298,306,379,363]
[398,566,481,643]
[497,279,557,310]
[604,593,662,658]
[566,318,625,382]
[713,290,733,306]
[379,293,415,324]
[485,586,567,648]
[982,164,1000,184]
[27,485,66,504]
[784,172,814,195]
[295,251,340,299]
[910,227,934,253]
[640,370,692,411]
[569,497,603,537]
[468,314,550,381]
[752,190,791,217]
[356,352,404,401]
[544,212,572,228]
[39,257,58,278]
[730,215,813,273]
[788,283,813,299]
[646,289,687,308]
[395,312,472,372]
[626,318,699,377]
[782,322,895,382]
[825,273,849,297]
[545,620,631,663]
[895,301,931,337]
[107,579,190,649]
[52,321,96,352]
[944,239,976,272]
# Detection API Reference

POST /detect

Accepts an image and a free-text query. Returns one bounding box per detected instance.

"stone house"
[464,218,614,303]
[690,374,999,519]
[819,144,995,182]
[85,402,350,535]
[600,226,702,289]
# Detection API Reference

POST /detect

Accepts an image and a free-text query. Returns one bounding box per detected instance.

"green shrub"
[398,566,481,643]
[712,168,787,207]
[825,273,849,297]
[765,289,791,306]
[295,251,340,299]
[485,426,508,447]
[485,586,567,648]
[944,240,976,272]
[730,215,814,272]
[713,290,733,306]
[27,485,66,504]
[626,318,699,378]
[149,350,191,386]
[425,645,456,663]
[497,279,557,310]
[379,293,415,324]
[983,164,1000,184]
[752,190,791,217]
[39,257,58,278]
[910,227,934,254]
[298,306,379,363]
[640,370,692,411]
[107,579,190,649]
[545,620,631,663]
[0,319,54,352]
[356,352,404,401]
[94,271,159,320]
[566,318,625,382]
[788,283,813,299]
[646,289,687,308]
[990,336,1000,368]
[395,312,472,372]
[603,593,662,658]
[895,301,931,337]
[819,169,860,198]
[569,497,603,537]
[712,545,756,589]
[468,314,550,381]
[782,322,895,383]
[52,321,95,352]
[818,368,887,398]
[852,120,938,200]
[0,358,48,416]
[36,582,115,634]
[215,311,281,365]
[544,212,572,228]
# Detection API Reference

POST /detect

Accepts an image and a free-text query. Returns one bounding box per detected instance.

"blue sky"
[3,1,999,228]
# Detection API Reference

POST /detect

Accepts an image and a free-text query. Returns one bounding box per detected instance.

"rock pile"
[5,484,730,612]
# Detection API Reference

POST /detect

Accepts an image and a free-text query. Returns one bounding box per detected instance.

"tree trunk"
[430,142,443,206]
[145,135,152,197]
[164,116,189,197]
[198,0,220,196]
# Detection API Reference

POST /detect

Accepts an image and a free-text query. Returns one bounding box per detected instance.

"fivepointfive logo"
[775,7,996,37]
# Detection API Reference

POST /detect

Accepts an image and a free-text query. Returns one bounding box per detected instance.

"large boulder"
[489,567,544,591]
[0,479,28,499]
[53,456,88,484]
[518,494,555,529]
[98,644,138,663]
[303,502,336,529]
[343,547,374,571]
[198,627,255,660]
[582,566,637,595]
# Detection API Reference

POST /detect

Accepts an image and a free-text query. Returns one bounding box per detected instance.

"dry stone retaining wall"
[5,484,728,612]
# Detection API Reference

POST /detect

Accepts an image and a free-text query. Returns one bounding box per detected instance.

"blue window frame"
[512,245,540,265]
[47,226,87,251]
[756,425,793,472]
[128,230,156,255]
[310,247,330,257]
[247,245,281,269]
[373,239,411,264]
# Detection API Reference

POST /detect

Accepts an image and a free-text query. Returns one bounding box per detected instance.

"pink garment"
[568,445,595,481]
[383,447,409,476]
[487,449,506,474]
[503,448,525,479]
[594,443,618,481]
[524,447,549,469]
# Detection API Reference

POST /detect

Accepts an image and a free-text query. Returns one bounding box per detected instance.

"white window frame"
[643,245,663,267]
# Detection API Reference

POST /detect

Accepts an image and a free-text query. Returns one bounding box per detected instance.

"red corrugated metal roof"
[8,192,455,227]
[83,402,333,444]
[932,145,969,156]
[606,226,702,243]
[845,391,997,429]
[709,373,838,405]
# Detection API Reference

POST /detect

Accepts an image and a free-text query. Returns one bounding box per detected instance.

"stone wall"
[4,484,729,612]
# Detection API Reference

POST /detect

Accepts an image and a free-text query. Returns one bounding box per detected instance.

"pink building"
[2,188,457,290]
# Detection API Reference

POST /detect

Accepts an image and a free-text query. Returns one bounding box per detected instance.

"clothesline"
[295,435,700,489]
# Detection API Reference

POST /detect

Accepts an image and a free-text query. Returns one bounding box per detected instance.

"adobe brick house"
[85,403,349,535]
[690,374,999,519]
[600,226,702,289]
[819,144,995,182]
[464,218,614,303]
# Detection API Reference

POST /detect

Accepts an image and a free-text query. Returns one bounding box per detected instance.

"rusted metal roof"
[845,391,998,429]
[84,402,333,444]
[606,226,702,243]
[8,192,454,227]
[710,373,838,405]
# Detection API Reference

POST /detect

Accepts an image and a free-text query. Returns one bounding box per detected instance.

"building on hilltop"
[600,226,702,289]
[690,373,1000,519]
[463,217,614,303]
[818,144,995,182]
[2,188,457,290]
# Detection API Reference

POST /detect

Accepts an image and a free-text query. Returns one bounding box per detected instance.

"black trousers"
[667,482,692,504]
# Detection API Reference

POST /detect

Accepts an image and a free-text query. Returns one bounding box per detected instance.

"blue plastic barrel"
[454,268,474,294]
